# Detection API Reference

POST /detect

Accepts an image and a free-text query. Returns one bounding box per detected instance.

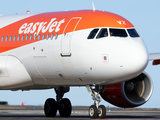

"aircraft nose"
[119,41,148,78]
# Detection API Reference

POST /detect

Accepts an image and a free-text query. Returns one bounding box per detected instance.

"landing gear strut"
[44,87,72,117]
[87,85,106,119]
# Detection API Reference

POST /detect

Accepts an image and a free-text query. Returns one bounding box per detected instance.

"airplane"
[0,8,160,119]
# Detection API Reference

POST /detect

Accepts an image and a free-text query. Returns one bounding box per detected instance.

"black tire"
[44,98,58,117]
[59,98,72,117]
[89,105,98,118]
[98,105,106,118]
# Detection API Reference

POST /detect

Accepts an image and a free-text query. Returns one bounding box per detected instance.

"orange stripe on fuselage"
[0,10,134,53]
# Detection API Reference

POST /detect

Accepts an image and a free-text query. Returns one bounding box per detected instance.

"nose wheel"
[98,105,106,118]
[89,105,98,118]
[87,85,106,119]
[89,105,106,118]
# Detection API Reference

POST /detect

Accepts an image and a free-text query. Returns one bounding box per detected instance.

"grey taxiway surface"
[0,106,160,120]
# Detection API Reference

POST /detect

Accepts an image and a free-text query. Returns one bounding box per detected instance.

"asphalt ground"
[0,105,159,120]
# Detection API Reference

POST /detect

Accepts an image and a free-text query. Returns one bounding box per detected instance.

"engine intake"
[100,72,153,108]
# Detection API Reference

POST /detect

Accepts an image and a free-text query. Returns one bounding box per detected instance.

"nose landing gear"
[87,85,106,119]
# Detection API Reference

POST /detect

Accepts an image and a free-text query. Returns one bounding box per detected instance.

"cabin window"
[21,35,24,41]
[30,34,33,40]
[127,28,140,37]
[51,33,54,40]
[9,36,12,42]
[1,36,4,42]
[87,28,99,39]
[17,35,20,41]
[34,34,37,40]
[42,34,45,40]
[109,28,128,37]
[55,33,58,39]
[38,34,41,40]
[96,28,108,39]
[5,36,8,42]
[13,35,16,41]
[26,35,28,41]
[46,33,49,40]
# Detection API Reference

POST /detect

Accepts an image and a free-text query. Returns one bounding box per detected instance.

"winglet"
[92,2,95,12]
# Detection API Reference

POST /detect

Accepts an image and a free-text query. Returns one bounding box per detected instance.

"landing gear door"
[61,17,81,57]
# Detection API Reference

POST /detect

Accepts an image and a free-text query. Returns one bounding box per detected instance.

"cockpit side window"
[87,28,99,39]
[127,28,140,37]
[109,28,128,37]
[96,28,108,39]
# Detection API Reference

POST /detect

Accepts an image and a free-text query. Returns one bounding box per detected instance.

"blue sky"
[0,0,160,108]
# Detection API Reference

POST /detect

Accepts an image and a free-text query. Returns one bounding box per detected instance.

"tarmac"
[0,105,159,120]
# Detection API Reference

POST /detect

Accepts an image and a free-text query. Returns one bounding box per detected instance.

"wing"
[149,53,160,65]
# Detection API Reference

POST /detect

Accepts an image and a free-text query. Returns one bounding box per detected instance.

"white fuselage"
[0,28,148,90]
[0,11,148,90]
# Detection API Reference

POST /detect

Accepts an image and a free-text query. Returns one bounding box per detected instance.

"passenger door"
[61,17,81,56]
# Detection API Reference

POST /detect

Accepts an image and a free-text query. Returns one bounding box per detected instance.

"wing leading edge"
[149,53,160,65]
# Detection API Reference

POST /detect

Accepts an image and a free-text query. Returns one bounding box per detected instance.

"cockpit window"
[127,28,140,37]
[87,28,99,39]
[109,28,128,37]
[96,28,108,39]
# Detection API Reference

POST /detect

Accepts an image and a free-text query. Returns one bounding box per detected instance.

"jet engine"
[100,72,153,108]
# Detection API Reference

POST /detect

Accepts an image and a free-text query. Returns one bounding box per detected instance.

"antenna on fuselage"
[92,2,96,12]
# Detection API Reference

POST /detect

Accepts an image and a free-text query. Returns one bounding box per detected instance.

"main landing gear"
[87,85,106,119]
[44,87,72,117]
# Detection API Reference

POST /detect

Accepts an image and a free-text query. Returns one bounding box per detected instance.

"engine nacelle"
[100,72,153,108]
